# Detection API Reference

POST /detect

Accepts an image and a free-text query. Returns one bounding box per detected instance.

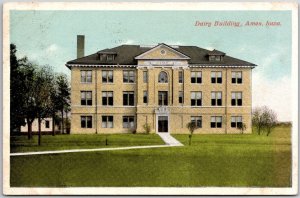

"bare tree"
[252,106,278,136]
[262,107,277,136]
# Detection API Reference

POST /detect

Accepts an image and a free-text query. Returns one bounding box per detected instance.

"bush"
[143,123,151,134]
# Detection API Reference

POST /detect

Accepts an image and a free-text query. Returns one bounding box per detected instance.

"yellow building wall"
[70,65,252,134]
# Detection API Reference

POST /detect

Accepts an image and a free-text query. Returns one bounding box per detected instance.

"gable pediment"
[135,44,190,60]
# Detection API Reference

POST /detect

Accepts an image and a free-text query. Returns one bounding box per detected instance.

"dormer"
[207,49,225,61]
[98,50,117,62]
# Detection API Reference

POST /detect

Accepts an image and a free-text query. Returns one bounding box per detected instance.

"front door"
[158,116,168,133]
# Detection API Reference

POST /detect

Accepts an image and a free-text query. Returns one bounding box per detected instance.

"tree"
[34,66,55,145]
[55,74,70,134]
[10,44,26,132]
[252,107,264,135]
[18,57,38,139]
[186,122,197,146]
[252,106,278,136]
[262,107,277,136]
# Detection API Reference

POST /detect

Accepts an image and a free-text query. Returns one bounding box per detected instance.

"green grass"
[10,126,291,187]
[10,134,165,153]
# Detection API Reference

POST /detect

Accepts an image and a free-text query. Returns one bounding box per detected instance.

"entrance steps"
[157,133,183,146]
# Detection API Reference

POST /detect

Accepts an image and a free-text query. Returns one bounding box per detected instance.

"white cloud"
[46,44,59,53]
[204,46,214,51]
[121,39,135,45]
[252,72,292,121]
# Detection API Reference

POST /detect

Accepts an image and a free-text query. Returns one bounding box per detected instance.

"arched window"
[158,71,168,83]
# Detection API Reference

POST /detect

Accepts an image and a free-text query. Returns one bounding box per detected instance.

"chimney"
[77,35,85,58]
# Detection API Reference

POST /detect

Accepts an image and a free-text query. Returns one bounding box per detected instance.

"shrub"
[237,123,247,134]
[143,123,151,134]
[186,122,197,146]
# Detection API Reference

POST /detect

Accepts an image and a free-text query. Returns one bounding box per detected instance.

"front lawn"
[10,126,291,187]
[10,133,165,153]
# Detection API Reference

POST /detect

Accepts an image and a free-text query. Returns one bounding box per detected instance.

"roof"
[66,44,257,67]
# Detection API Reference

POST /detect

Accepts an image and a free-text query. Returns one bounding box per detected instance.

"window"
[102,91,113,106]
[143,91,148,104]
[211,92,222,106]
[81,116,92,128]
[123,116,135,128]
[211,71,222,83]
[179,71,183,83]
[45,120,50,128]
[179,91,183,104]
[158,91,168,106]
[209,55,216,61]
[191,92,202,106]
[106,55,114,61]
[143,71,148,83]
[123,70,135,83]
[102,70,113,83]
[102,116,113,128]
[232,71,242,84]
[231,92,242,106]
[81,91,92,106]
[231,116,243,128]
[123,91,134,106]
[81,70,92,83]
[191,72,202,83]
[211,116,222,128]
[191,116,202,128]
[158,71,168,83]
[215,56,221,61]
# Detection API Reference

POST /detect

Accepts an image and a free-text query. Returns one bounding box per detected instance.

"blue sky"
[10,10,292,121]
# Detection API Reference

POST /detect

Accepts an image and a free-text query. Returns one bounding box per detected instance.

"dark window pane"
[238,99,242,106]
[123,93,128,105]
[129,93,134,106]
[232,78,236,83]
[217,78,222,83]
[212,99,216,106]
[102,97,107,105]
[217,99,222,106]
[231,122,236,128]
[237,78,242,84]
[211,78,216,83]
[81,119,86,128]
[191,78,196,83]
[217,122,222,128]
[108,116,113,122]
[179,96,183,104]
[191,99,195,106]
[87,99,92,106]
[197,77,201,83]
[231,99,236,106]
[87,118,92,128]
[143,96,147,103]
[109,97,113,105]
[211,122,216,128]
[197,99,201,106]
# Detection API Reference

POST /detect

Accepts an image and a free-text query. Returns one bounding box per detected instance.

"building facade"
[66,37,256,134]
[21,118,58,133]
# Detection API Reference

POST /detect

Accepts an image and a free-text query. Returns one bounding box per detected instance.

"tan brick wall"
[70,65,252,134]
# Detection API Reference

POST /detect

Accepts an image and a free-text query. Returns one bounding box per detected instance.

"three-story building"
[66,36,256,134]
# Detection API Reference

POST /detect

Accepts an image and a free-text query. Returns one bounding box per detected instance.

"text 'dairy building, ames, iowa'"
[66,35,256,134]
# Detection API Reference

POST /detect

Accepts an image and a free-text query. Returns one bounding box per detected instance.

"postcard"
[3,2,298,195]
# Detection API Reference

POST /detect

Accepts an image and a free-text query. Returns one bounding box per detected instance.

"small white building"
[21,118,58,133]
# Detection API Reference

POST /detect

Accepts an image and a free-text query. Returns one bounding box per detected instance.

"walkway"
[157,133,183,146]
[10,133,183,156]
